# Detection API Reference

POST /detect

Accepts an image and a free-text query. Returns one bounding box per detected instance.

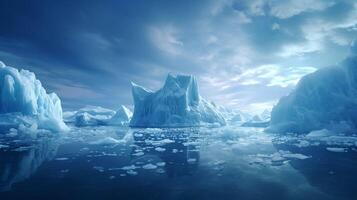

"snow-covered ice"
[129,74,226,127]
[0,61,68,132]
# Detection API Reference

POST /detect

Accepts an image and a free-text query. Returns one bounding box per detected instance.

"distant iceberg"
[268,42,357,134]
[0,61,68,132]
[130,74,226,127]
[65,105,132,127]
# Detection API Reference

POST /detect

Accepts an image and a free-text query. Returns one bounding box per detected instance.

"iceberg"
[130,74,226,127]
[72,106,115,126]
[108,105,132,126]
[65,105,132,127]
[0,61,68,132]
[268,42,357,134]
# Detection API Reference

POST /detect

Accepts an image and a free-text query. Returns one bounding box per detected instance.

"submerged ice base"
[130,74,226,127]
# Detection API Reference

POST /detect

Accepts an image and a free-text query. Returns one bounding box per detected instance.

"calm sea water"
[0,126,356,200]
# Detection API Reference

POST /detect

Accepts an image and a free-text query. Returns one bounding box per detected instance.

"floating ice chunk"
[0,144,9,149]
[55,157,69,161]
[326,147,348,153]
[156,162,166,167]
[307,129,333,138]
[133,152,144,156]
[281,152,310,160]
[142,164,157,170]
[121,165,138,171]
[89,137,122,145]
[187,158,197,164]
[126,170,138,176]
[93,166,105,172]
[155,147,166,152]
[0,61,68,132]
[130,74,226,127]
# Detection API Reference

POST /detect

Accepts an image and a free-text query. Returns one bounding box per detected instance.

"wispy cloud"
[148,25,183,55]
[232,64,316,87]
[269,0,335,19]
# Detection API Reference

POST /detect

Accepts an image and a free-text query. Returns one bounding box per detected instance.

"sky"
[0,0,356,114]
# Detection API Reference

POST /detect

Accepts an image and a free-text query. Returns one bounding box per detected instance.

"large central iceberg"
[130,74,226,127]
[268,42,357,134]
[0,61,68,132]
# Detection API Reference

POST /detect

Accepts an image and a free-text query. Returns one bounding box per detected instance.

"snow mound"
[268,43,357,134]
[0,61,68,132]
[130,74,226,127]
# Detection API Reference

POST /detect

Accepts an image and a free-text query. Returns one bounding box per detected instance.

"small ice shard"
[55,157,69,161]
[121,165,138,171]
[89,137,122,145]
[93,166,105,172]
[133,152,144,156]
[156,162,166,167]
[126,170,138,176]
[155,147,166,152]
[142,163,157,170]
[130,74,226,127]
[187,158,197,164]
[326,147,348,153]
[0,61,68,132]
[0,144,9,149]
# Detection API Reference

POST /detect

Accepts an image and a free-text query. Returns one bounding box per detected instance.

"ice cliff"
[0,61,68,132]
[130,74,226,127]
[268,42,357,134]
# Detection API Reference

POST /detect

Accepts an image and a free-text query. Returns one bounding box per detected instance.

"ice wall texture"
[0,61,68,132]
[130,74,226,127]
[269,42,357,134]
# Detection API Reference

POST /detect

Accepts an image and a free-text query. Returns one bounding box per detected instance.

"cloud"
[272,23,280,30]
[232,64,316,87]
[148,25,183,55]
[269,0,335,19]
[234,11,252,24]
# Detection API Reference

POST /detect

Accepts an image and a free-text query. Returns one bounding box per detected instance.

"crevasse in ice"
[268,41,357,134]
[0,61,68,132]
[130,74,226,127]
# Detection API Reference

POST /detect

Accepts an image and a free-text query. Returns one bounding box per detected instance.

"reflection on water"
[274,140,357,200]
[0,126,356,200]
[0,136,59,191]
